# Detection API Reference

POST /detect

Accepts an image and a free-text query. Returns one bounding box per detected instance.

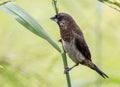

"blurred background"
[0,0,120,87]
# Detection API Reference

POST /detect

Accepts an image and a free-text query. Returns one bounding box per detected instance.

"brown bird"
[51,13,109,79]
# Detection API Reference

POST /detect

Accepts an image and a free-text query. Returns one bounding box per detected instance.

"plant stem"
[62,51,71,87]
[98,0,120,12]
[52,0,72,87]
[52,0,59,14]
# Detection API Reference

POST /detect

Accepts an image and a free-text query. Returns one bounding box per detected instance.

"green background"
[0,0,120,87]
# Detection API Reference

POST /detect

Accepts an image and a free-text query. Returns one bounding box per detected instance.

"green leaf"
[0,1,61,53]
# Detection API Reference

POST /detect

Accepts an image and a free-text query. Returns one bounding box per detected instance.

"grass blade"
[0,1,61,53]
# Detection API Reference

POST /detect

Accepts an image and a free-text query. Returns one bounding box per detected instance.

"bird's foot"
[64,63,79,74]
[64,67,71,74]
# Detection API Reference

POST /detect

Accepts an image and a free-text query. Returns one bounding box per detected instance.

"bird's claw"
[64,67,70,74]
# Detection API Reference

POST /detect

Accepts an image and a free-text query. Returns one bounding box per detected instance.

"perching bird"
[51,13,109,79]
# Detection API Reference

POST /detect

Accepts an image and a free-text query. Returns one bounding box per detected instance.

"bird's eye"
[56,15,62,21]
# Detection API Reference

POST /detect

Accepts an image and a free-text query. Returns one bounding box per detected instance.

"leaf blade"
[0,2,61,53]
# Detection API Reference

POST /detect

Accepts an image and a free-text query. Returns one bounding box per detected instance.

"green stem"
[0,1,11,5]
[52,0,59,14]
[62,52,71,87]
[52,0,72,87]
[98,0,120,7]
[98,0,120,12]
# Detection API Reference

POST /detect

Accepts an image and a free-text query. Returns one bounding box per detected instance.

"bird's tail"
[91,64,109,79]
[83,60,109,79]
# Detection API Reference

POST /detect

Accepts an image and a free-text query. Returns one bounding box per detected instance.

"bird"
[50,13,109,79]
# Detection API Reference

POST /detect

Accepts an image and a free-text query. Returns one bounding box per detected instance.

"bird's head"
[51,13,74,29]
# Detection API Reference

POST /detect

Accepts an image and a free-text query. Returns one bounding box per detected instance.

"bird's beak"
[50,16,58,23]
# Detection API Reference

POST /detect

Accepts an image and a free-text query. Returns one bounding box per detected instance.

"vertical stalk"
[52,0,72,87]
[52,0,59,14]
[62,51,71,87]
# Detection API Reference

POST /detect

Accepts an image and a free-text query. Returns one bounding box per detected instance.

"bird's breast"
[62,39,85,63]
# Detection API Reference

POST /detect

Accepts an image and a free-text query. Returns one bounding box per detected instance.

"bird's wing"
[74,34,91,61]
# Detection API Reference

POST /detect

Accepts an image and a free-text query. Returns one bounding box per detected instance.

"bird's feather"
[74,34,91,61]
